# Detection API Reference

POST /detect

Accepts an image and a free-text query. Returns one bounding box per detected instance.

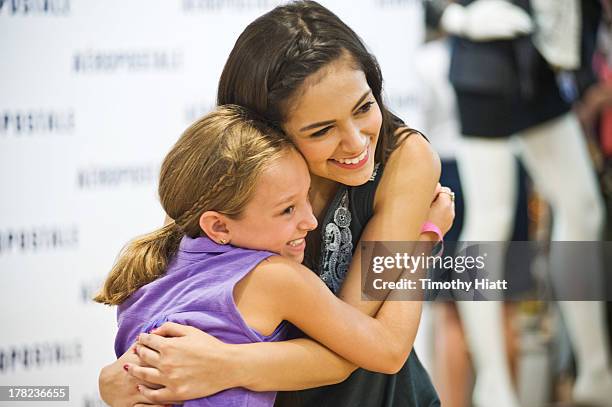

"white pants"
[456,112,610,407]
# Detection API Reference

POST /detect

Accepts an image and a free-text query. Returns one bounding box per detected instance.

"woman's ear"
[199,211,232,244]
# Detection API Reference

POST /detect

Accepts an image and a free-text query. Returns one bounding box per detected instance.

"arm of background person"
[439,0,533,40]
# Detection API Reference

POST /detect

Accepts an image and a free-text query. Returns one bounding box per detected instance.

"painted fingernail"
[123,364,129,372]
[133,346,138,355]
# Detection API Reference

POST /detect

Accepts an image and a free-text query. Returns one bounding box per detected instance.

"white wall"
[0,1,424,405]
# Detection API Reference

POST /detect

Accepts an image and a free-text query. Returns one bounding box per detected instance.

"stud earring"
[219,239,227,245]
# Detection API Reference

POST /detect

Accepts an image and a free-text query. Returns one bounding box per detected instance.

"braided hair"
[94,105,294,305]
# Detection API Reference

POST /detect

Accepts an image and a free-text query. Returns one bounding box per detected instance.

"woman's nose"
[340,125,367,153]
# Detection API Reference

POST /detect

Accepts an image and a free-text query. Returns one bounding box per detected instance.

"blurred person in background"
[425,0,612,406]
[415,3,531,406]
[572,0,612,374]
[575,0,612,232]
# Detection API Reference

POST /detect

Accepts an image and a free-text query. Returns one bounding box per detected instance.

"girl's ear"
[199,211,232,244]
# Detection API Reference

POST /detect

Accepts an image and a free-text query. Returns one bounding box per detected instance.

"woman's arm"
[339,133,444,313]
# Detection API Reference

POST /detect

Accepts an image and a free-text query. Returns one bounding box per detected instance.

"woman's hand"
[124,322,242,403]
[426,183,455,236]
[99,344,172,407]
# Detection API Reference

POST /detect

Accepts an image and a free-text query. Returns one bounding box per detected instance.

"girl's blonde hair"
[94,105,293,305]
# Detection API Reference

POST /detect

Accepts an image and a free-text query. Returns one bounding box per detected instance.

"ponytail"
[94,105,290,305]
[93,221,184,305]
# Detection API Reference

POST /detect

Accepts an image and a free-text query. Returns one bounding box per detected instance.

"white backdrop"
[0,1,424,405]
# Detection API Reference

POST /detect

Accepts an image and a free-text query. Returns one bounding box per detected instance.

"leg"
[456,137,522,407]
[433,303,471,407]
[430,160,471,407]
[516,113,603,241]
[503,302,519,386]
[516,112,612,406]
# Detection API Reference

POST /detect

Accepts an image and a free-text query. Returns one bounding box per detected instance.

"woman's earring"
[219,239,227,245]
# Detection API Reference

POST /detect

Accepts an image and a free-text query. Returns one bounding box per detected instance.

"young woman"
[99,2,454,406]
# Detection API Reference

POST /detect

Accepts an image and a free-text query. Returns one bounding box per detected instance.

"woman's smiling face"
[281,54,383,187]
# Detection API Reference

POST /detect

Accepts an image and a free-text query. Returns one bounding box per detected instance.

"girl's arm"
[98,344,184,407]
[244,254,424,374]
[116,135,448,402]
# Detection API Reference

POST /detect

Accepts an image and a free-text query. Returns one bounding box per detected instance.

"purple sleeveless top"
[115,236,289,406]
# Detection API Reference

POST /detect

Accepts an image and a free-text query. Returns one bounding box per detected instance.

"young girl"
[95,105,447,406]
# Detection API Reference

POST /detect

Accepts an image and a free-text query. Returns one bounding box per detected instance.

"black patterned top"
[275,163,441,407]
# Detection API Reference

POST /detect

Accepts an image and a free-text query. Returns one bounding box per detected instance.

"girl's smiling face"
[223,148,318,263]
[281,55,383,188]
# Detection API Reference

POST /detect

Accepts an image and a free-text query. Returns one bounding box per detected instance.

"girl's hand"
[426,185,455,236]
[125,322,241,403]
[98,344,173,407]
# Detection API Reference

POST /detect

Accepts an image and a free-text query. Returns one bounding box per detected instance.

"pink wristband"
[421,221,444,257]
[420,221,443,242]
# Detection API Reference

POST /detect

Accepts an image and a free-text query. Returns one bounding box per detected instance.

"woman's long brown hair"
[217,0,419,167]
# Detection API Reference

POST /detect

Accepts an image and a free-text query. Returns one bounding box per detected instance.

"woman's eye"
[310,126,332,138]
[357,101,375,114]
[283,206,295,215]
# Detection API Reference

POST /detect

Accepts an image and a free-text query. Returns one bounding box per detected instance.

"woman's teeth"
[288,238,304,247]
[334,148,367,165]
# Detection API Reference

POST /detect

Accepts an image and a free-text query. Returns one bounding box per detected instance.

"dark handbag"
[449,37,522,96]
